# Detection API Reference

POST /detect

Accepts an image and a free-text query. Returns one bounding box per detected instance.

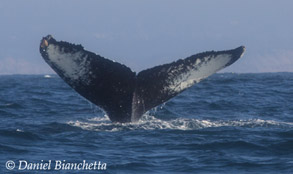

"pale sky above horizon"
[0,0,293,74]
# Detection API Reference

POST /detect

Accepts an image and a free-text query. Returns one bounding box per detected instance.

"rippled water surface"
[0,73,292,173]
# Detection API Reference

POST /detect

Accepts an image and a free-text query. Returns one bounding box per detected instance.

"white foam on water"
[44,75,52,78]
[67,114,293,132]
[16,129,24,132]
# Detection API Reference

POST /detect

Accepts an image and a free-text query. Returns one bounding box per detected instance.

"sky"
[0,0,293,74]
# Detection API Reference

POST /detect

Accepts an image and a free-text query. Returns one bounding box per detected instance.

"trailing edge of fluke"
[39,35,245,123]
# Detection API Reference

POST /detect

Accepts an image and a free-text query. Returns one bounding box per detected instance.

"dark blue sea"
[0,73,292,174]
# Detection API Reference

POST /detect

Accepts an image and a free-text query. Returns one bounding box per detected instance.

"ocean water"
[0,73,292,174]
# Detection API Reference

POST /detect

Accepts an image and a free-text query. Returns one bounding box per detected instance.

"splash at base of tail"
[39,35,245,123]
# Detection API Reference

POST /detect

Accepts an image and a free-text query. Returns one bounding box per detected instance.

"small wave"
[67,114,293,132]
[44,74,52,78]
[16,129,24,132]
[0,144,28,153]
[0,129,42,140]
[0,103,23,109]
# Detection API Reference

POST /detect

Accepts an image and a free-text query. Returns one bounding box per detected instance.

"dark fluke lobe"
[40,35,245,123]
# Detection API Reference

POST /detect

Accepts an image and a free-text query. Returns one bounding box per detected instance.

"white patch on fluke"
[167,54,232,93]
[46,44,92,85]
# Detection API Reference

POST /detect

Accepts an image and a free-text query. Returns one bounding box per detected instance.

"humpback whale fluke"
[40,35,245,123]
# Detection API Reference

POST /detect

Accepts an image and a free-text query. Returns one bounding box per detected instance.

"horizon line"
[0,71,292,76]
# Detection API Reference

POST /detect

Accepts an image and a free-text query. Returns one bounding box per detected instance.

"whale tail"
[40,35,245,122]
